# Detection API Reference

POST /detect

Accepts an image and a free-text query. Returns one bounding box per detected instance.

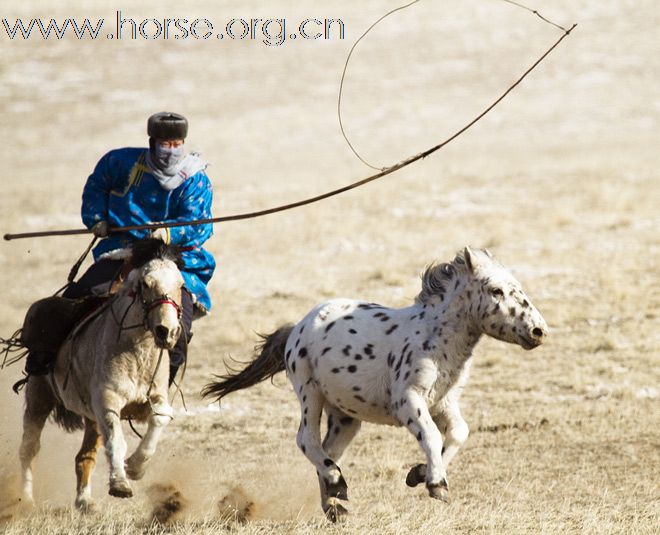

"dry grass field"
[0,0,658,533]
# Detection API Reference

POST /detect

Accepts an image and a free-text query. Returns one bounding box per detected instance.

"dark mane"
[130,238,183,270]
[415,250,467,305]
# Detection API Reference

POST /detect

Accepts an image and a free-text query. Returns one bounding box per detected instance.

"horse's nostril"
[154,325,169,341]
[532,327,544,338]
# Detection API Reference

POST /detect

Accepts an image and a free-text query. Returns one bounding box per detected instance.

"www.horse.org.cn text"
[1,12,347,46]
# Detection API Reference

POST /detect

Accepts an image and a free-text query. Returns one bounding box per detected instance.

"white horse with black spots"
[203,247,548,521]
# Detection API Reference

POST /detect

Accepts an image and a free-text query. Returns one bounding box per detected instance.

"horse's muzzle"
[153,324,181,349]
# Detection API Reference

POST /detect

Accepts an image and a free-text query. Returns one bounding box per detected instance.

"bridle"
[111,280,182,336]
[139,286,182,322]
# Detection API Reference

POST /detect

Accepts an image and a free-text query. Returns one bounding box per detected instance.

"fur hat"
[147,112,188,140]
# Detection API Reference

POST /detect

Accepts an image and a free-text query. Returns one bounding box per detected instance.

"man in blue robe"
[25,112,215,384]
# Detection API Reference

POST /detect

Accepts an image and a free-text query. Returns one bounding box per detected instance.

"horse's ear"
[464,246,476,273]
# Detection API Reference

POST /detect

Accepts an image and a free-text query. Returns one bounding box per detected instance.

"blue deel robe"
[81,147,216,313]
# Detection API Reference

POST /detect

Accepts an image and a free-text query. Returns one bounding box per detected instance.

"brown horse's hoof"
[125,461,146,481]
[75,498,97,513]
[109,480,133,498]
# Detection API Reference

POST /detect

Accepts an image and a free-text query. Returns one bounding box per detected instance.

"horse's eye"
[490,288,504,297]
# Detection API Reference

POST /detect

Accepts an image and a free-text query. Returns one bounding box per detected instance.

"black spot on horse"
[354,395,366,402]
[348,328,357,334]
[295,338,300,348]
[347,365,357,373]
[364,346,373,355]
[323,458,334,467]
[331,368,340,373]
[325,321,336,333]
[385,324,399,335]
[322,347,332,356]
[416,431,422,441]
[342,345,352,356]
[404,371,410,381]
[352,386,361,391]
[343,315,354,320]
[298,347,308,358]
[302,445,306,454]
[340,416,353,425]
[354,354,363,360]
[407,418,413,426]
[291,361,296,373]
[419,311,425,320]
[380,315,391,322]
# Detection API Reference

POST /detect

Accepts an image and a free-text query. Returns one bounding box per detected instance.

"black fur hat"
[147,112,188,140]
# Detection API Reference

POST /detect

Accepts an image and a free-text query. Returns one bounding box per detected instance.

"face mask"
[152,143,185,172]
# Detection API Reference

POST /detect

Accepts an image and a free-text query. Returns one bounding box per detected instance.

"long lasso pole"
[3,19,576,242]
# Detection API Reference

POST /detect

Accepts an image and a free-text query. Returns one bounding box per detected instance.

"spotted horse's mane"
[415,248,497,305]
[129,238,184,270]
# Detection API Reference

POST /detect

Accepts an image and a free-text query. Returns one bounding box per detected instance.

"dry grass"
[1,0,658,533]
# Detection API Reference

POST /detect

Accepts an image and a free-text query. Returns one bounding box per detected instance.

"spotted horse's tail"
[202,324,294,402]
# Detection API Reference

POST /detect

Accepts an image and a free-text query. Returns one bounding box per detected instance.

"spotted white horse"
[19,239,183,510]
[204,247,548,521]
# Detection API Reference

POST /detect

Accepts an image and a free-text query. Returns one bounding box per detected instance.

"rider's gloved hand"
[150,227,170,244]
[91,221,109,238]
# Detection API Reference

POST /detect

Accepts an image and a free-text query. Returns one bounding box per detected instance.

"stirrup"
[12,375,29,394]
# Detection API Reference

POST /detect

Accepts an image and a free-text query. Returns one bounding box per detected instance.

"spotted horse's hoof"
[406,463,426,487]
[427,480,450,503]
[324,498,349,523]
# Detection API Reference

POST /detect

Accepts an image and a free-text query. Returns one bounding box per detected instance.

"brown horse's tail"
[52,400,84,432]
[23,376,84,433]
[202,324,294,402]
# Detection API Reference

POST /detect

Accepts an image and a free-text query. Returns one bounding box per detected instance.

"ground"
[0,0,658,533]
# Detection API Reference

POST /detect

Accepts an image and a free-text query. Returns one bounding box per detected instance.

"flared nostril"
[532,327,544,338]
[155,325,169,341]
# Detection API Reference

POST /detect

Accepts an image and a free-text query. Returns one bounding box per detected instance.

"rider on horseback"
[24,112,215,385]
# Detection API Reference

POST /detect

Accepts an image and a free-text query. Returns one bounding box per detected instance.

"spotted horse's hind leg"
[320,405,361,521]
[293,379,349,522]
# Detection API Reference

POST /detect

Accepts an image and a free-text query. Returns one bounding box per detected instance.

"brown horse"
[19,240,183,510]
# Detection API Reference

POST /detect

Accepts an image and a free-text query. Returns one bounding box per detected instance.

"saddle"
[20,295,108,354]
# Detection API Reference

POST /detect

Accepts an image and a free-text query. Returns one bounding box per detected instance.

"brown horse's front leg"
[95,396,133,499]
[125,393,173,481]
[75,418,103,511]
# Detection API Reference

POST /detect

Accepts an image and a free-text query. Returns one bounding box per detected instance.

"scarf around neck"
[145,149,208,191]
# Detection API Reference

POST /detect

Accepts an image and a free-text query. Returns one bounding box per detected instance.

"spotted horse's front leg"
[395,388,450,502]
